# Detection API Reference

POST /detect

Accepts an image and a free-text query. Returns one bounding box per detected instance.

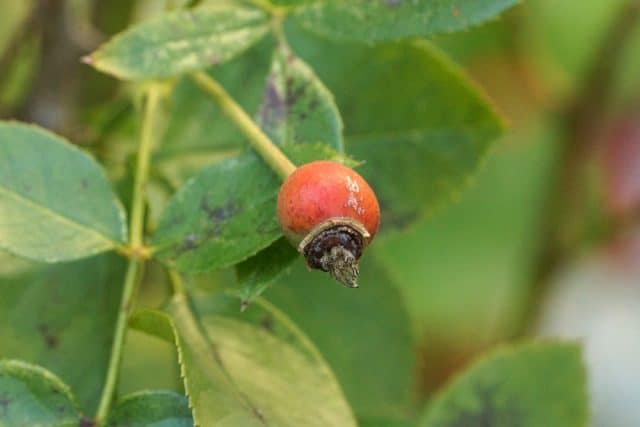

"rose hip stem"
[190,71,296,180]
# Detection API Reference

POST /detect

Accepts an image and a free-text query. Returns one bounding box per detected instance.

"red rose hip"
[277,160,380,288]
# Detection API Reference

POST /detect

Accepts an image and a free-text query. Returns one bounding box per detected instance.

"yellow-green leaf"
[132,294,356,427]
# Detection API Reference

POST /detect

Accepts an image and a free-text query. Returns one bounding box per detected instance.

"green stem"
[168,268,186,296]
[95,86,162,424]
[130,86,161,249]
[190,71,296,180]
[95,261,140,423]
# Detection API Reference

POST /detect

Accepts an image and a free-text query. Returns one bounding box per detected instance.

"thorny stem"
[95,86,162,424]
[190,71,297,180]
[514,0,640,337]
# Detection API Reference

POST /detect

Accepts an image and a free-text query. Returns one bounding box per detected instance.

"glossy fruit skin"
[277,160,380,246]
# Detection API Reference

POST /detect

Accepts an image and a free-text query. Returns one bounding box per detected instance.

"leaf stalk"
[95,85,162,424]
[190,71,296,180]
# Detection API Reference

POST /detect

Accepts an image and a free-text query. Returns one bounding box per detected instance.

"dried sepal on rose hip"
[277,160,380,288]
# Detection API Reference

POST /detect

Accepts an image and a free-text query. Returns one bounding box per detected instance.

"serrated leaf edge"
[0,359,82,416]
[86,4,271,80]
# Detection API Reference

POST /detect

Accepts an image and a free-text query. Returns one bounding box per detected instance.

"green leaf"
[0,122,126,262]
[419,342,588,427]
[287,31,506,231]
[131,294,357,427]
[374,132,557,342]
[267,254,415,421]
[87,4,270,80]
[151,144,351,273]
[150,151,281,273]
[257,42,343,152]
[0,254,126,413]
[0,360,81,427]
[105,390,193,427]
[157,38,274,164]
[292,0,519,43]
[235,238,298,308]
[361,418,416,427]
[263,0,315,6]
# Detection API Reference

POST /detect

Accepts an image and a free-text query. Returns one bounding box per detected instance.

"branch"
[95,86,162,424]
[513,0,640,337]
[191,71,297,179]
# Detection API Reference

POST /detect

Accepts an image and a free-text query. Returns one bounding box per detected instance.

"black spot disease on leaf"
[0,393,10,416]
[285,77,308,109]
[201,198,239,223]
[377,196,419,230]
[181,234,198,251]
[444,383,523,427]
[170,213,185,227]
[260,76,286,131]
[79,416,96,427]
[173,199,243,257]
[260,315,274,332]
[201,198,240,238]
[38,323,60,349]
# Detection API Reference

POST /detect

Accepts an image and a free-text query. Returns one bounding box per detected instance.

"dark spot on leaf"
[38,323,60,349]
[182,233,198,251]
[170,213,185,226]
[205,224,223,238]
[285,77,307,108]
[259,76,286,132]
[0,393,10,415]
[381,210,419,231]
[308,98,320,112]
[260,315,274,331]
[209,54,220,66]
[383,0,402,7]
[444,382,522,427]
[22,184,32,194]
[251,406,266,423]
[199,199,240,238]
[201,199,239,223]
[378,197,419,230]
[81,179,89,190]
[79,417,96,427]
[57,404,66,413]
